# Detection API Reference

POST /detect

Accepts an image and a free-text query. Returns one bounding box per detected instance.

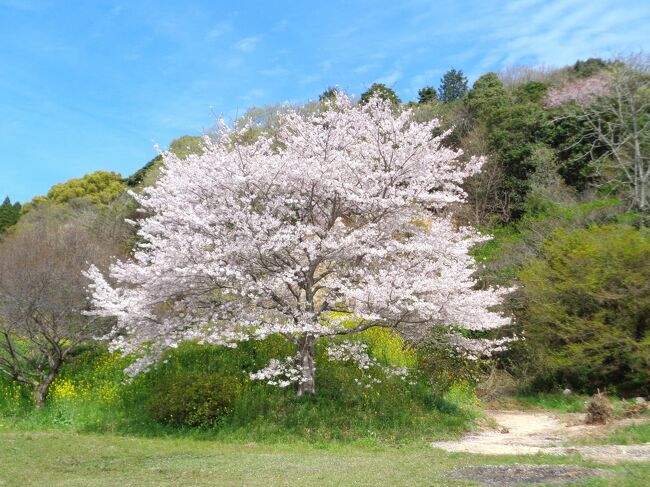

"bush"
[145,372,241,427]
[417,331,490,397]
[517,224,650,395]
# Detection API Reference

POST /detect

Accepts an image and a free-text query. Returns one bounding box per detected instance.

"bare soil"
[447,464,607,486]
[431,409,650,464]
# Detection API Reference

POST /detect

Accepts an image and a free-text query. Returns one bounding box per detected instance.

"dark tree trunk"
[32,368,59,409]
[297,335,316,396]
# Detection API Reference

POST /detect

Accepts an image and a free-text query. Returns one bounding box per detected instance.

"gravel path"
[431,409,650,464]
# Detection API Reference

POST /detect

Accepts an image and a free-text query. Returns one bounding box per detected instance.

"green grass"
[0,429,648,487]
[491,393,645,416]
[571,421,650,446]
[0,340,479,444]
[510,393,590,413]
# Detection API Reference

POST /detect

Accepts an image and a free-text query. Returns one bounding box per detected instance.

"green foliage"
[0,196,21,233]
[417,86,438,104]
[573,57,608,78]
[465,72,510,120]
[145,372,241,427]
[168,135,205,160]
[0,338,477,443]
[30,171,125,207]
[579,421,650,445]
[547,104,605,191]
[511,392,589,413]
[417,337,488,397]
[318,86,341,102]
[463,73,552,219]
[359,83,401,106]
[438,68,468,103]
[518,224,650,395]
[125,135,204,188]
[125,155,161,187]
[512,81,548,104]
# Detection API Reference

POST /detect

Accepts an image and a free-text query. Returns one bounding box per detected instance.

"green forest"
[1,56,649,486]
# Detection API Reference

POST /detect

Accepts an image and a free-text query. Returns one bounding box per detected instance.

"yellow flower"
[52,378,78,399]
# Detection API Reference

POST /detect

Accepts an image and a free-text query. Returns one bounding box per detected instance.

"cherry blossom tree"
[86,95,510,396]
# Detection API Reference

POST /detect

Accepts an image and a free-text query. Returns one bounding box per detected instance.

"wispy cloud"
[260,66,289,77]
[234,36,261,52]
[375,71,401,86]
[206,21,232,39]
[273,19,289,32]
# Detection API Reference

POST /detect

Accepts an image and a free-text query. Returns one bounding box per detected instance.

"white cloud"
[206,22,232,40]
[375,71,401,86]
[273,19,289,32]
[261,66,289,77]
[234,36,261,52]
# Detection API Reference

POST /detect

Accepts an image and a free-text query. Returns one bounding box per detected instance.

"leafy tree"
[359,83,401,106]
[86,94,510,397]
[0,197,21,233]
[465,73,510,121]
[29,171,125,207]
[512,81,548,104]
[518,224,650,395]
[168,135,205,160]
[463,74,551,220]
[417,86,438,104]
[319,86,341,102]
[573,57,608,78]
[125,135,205,188]
[125,155,162,188]
[438,68,468,103]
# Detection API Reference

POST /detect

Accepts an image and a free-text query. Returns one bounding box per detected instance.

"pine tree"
[417,86,438,104]
[438,68,468,103]
[0,196,21,233]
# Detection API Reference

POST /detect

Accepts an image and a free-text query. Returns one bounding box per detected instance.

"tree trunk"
[32,369,58,409]
[297,335,316,396]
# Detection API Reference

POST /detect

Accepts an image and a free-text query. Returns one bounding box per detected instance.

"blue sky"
[1,0,649,202]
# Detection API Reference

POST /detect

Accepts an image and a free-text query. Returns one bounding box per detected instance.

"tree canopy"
[86,94,510,396]
[359,83,401,106]
[0,197,21,233]
[30,171,125,207]
[438,68,468,103]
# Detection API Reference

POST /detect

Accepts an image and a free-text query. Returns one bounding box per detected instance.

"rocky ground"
[432,409,650,463]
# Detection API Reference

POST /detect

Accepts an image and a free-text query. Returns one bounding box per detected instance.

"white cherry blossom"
[86,94,510,395]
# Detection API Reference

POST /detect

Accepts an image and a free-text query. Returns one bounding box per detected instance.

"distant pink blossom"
[545,73,611,108]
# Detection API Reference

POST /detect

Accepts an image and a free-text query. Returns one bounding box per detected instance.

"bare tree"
[0,207,124,407]
[547,55,650,211]
[455,127,511,226]
[497,64,557,89]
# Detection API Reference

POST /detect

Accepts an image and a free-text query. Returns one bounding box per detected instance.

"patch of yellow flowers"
[50,352,125,403]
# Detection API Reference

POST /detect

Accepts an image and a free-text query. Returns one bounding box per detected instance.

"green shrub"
[145,372,241,427]
[517,224,650,395]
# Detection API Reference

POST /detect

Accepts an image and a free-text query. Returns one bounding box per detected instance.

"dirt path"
[431,409,650,464]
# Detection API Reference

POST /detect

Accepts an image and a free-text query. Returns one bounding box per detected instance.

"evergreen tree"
[417,86,438,104]
[319,86,341,102]
[0,196,21,233]
[438,68,468,103]
[359,83,401,106]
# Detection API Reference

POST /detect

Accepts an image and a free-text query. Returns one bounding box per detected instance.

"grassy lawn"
[0,430,648,487]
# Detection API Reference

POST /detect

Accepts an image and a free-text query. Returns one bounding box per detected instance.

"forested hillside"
[0,56,648,439]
